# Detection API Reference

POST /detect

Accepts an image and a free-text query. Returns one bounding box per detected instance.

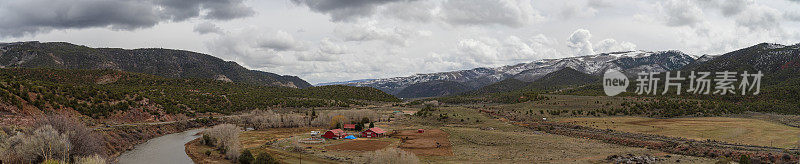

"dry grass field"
[438,126,712,163]
[238,127,340,164]
[560,117,800,148]
[325,140,391,151]
[394,129,453,156]
[400,106,715,163]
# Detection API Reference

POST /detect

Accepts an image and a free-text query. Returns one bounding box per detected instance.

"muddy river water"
[116,128,204,164]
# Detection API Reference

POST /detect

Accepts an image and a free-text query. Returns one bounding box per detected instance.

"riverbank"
[99,118,218,161]
[185,136,233,164]
[117,128,205,164]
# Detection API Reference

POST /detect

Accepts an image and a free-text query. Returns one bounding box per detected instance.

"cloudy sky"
[2,0,800,84]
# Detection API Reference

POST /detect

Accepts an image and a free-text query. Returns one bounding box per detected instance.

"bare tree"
[34,115,103,158]
[228,110,311,129]
[311,109,379,127]
[1,131,27,163]
[205,124,242,160]
[25,125,71,162]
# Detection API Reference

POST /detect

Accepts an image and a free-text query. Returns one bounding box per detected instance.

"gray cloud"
[658,0,705,27]
[0,0,253,37]
[194,22,224,35]
[295,38,346,62]
[157,0,254,21]
[735,5,782,32]
[257,31,308,51]
[441,0,540,27]
[381,0,435,22]
[719,0,753,16]
[290,0,411,22]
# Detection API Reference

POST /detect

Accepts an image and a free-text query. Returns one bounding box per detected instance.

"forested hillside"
[0,68,399,119]
[0,41,311,88]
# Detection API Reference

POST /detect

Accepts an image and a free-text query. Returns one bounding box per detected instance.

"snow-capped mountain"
[347,50,697,96]
[314,79,377,86]
[682,43,800,74]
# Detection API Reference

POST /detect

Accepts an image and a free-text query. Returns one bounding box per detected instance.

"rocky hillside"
[0,41,311,88]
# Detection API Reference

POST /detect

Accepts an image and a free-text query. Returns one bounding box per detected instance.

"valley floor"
[187,103,720,163]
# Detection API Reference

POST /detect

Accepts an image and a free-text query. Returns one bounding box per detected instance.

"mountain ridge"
[347,49,696,98]
[0,41,312,88]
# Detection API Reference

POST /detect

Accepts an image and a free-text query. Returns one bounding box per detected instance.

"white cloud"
[448,34,562,68]
[565,29,638,55]
[207,29,288,68]
[334,22,425,46]
[560,1,598,19]
[594,39,637,53]
[566,29,594,56]
[319,38,347,55]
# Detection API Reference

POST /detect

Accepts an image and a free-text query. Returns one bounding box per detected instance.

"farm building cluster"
[320,126,388,139]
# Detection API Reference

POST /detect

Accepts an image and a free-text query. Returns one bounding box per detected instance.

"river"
[116,128,205,164]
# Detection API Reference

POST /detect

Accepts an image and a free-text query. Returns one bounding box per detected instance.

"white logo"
[603,69,628,96]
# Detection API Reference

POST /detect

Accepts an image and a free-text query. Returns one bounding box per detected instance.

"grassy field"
[401,106,715,163]
[559,117,800,148]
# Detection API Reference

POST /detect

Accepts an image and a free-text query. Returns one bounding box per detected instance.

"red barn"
[343,124,356,130]
[361,127,386,138]
[322,129,346,139]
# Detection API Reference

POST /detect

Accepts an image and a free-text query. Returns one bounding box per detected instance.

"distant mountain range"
[0,41,312,88]
[343,50,698,98]
[682,43,800,74]
[314,79,376,86]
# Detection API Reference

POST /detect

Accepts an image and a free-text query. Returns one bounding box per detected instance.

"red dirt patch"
[325,140,391,151]
[392,129,453,156]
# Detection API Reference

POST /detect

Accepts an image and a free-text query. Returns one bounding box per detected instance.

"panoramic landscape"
[1,0,800,164]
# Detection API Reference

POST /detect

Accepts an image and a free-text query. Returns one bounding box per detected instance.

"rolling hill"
[396,80,472,98]
[470,67,599,95]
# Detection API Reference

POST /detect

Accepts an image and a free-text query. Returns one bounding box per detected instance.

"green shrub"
[254,153,278,164]
[238,149,254,164]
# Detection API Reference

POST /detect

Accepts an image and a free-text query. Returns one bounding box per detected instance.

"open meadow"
[559,116,800,148]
